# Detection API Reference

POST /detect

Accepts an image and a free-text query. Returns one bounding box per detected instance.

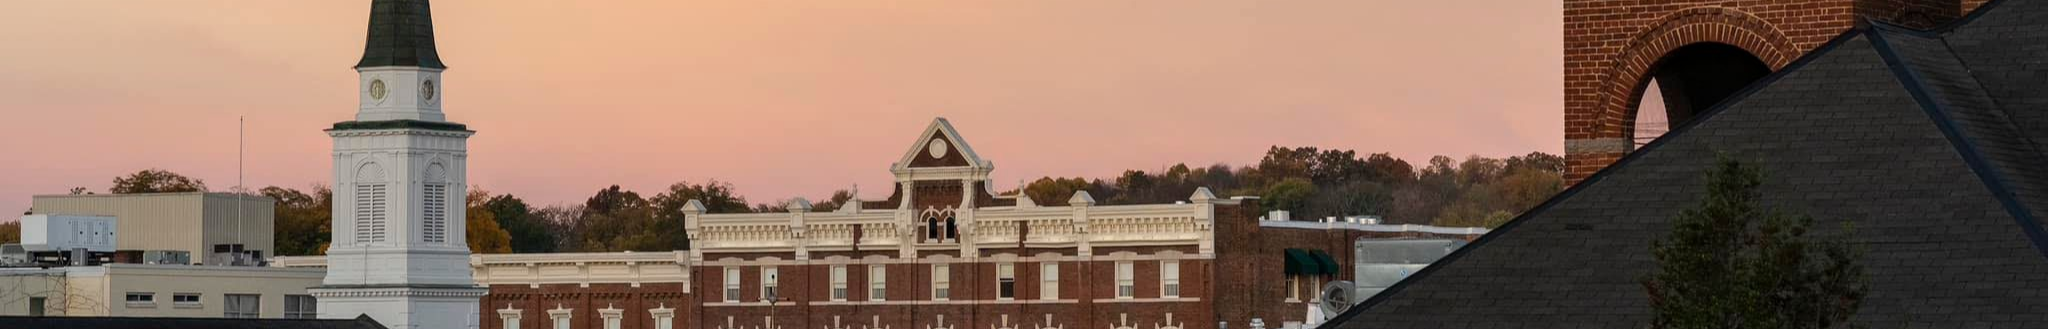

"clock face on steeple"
[369,79,388,101]
[420,79,437,101]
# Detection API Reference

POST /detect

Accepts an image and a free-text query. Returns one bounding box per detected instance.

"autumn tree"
[465,188,513,254]
[1022,177,1100,206]
[535,205,584,252]
[811,190,856,212]
[575,186,662,252]
[110,169,207,194]
[0,221,18,244]
[262,185,332,256]
[1643,157,1866,329]
[1260,178,1316,215]
[482,195,555,253]
[650,181,755,251]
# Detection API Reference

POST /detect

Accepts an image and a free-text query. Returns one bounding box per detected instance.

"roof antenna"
[236,116,245,254]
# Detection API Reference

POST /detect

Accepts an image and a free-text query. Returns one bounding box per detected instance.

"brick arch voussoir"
[1594,6,1798,140]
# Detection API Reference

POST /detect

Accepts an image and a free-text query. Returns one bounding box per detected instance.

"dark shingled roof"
[1324,0,2048,328]
[0,315,387,329]
[356,0,445,69]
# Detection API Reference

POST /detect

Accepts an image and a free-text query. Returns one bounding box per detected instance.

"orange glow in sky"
[0,0,1562,213]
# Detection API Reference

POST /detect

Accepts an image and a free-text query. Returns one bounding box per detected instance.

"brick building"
[1331,0,2048,327]
[282,119,1486,329]
[1562,0,1989,183]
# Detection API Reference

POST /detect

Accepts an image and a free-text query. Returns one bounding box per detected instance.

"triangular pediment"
[893,118,989,171]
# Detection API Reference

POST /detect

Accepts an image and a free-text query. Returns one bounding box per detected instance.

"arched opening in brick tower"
[1629,42,1772,146]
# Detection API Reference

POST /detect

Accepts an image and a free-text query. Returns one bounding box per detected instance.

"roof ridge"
[1931,0,2020,33]
[1865,27,2048,260]
[1320,27,1880,329]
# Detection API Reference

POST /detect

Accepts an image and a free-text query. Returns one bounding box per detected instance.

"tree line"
[6,147,1562,256]
[1021,147,1564,228]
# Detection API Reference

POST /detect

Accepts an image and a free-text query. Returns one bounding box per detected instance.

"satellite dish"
[1319,280,1356,320]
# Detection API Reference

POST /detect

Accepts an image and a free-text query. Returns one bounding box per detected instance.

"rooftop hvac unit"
[1319,281,1357,321]
[1351,238,1471,304]
[20,214,117,252]
[0,244,24,266]
[142,250,191,265]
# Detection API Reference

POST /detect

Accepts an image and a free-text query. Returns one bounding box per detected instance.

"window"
[830,265,849,301]
[285,295,318,319]
[125,292,155,305]
[996,263,1016,300]
[932,264,951,300]
[223,294,260,318]
[356,183,389,244]
[1288,276,1301,301]
[28,297,44,316]
[724,267,741,302]
[761,267,780,302]
[1310,277,1323,302]
[649,307,676,329]
[869,265,887,301]
[499,308,524,329]
[944,217,958,240]
[550,308,573,329]
[1115,261,1135,299]
[1161,260,1181,298]
[173,293,201,308]
[1040,262,1059,300]
[600,308,623,329]
[422,183,449,244]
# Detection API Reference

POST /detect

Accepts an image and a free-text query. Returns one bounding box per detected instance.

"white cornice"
[329,129,475,138]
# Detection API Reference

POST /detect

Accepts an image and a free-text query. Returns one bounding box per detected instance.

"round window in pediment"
[927,138,949,159]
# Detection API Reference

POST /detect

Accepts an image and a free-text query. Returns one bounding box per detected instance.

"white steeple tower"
[310,1,485,328]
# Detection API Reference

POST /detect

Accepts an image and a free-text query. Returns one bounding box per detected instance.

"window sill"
[125,302,156,309]
[1284,298,1301,303]
[1092,297,1202,303]
[174,303,204,309]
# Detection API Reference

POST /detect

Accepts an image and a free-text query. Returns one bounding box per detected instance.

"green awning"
[1308,249,1340,275]
[1284,248,1323,275]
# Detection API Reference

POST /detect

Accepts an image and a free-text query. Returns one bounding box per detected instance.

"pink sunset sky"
[0,1,1562,214]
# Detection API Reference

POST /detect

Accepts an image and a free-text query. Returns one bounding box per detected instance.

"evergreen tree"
[1643,156,1866,329]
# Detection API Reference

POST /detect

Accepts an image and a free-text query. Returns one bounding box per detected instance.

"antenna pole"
[236,116,245,251]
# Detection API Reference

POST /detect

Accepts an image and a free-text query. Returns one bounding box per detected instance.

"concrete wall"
[100,264,323,318]
[0,269,92,316]
[0,264,323,318]
[31,192,274,264]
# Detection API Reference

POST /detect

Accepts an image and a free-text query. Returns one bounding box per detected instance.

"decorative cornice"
[329,120,472,133]
[309,286,488,298]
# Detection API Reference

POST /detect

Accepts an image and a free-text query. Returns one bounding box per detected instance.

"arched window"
[1631,43,1770,147]
[925,215,940,241]
[944,216,958,240]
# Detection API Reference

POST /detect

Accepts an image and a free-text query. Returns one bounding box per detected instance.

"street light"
[763,294,785,329]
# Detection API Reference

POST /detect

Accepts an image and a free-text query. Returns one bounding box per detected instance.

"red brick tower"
[1561,0,1984,183]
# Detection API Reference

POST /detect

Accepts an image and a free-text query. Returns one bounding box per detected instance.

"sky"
[0,0,1563,215]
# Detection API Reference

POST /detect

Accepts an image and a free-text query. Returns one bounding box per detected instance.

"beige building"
[31,193,273,265]
[0,264,325,318]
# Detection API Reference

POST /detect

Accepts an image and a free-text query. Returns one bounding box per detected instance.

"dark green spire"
[355,0,446,69]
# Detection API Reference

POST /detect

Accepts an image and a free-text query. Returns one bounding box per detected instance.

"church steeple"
[349,0,451,122]
[315,0,484,327]
[356,0,445,69]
